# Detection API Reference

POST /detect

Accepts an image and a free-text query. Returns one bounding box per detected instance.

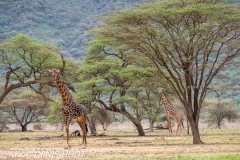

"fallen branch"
[54,134,64,138]
[154,124,168,130]
[70,130,81,137]
[19,137,30,140]
[91,131,105,136]
[36,135,50,140]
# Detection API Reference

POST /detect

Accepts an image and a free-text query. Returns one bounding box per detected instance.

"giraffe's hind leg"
[176,118,182,136]
[76,115,87,149]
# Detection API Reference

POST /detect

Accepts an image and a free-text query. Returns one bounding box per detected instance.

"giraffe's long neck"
[160,91,172,109]
[55,76,73,105]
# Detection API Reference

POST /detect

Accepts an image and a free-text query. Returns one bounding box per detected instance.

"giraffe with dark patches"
[49,68,87,149]
[158,87,183,136]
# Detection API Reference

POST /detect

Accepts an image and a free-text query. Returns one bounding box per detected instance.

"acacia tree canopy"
[76,49,159,136]
[89,0,240,144]
[203,99,238,129]
[0,34,63,103]
[0,90,48,132]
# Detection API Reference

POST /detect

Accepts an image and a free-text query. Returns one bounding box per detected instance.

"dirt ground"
[0,135,240,160]
[1,120,240,159]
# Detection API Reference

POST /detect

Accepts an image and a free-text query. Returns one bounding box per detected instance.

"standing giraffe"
[158,87,183,136]
[49,68,87,149]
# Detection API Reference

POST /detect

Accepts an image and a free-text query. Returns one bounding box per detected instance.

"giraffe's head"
[158,87,164,93]
[49,68,60,78]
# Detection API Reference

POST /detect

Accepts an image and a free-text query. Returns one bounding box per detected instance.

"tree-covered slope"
[0,0,151,59]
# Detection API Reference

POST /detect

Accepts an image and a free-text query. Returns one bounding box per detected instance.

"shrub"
[33,123,43,130]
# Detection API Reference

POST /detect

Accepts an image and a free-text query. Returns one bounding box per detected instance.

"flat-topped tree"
[77,44,164,136]
[0,34,62,103]
[0,90,48,132]
[89,0,240,144]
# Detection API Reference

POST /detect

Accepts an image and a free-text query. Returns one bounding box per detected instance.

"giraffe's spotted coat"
[50,68,87,148]
[158,87,183,136]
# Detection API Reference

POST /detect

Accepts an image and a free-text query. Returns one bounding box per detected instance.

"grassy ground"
[0,129,240,159]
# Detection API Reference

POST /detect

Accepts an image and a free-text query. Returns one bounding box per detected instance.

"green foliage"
[99,155,240,160]
[0,0,239,60]
[0,34,62,82]
[0,89,47,132]
[33,123,43,130]
[47,98,62,125]
[203,99,238,129]
[0,0,151,59]
[78,17,168,135]
[87,0,240,141]
[0,34,65,104]
[0,34,60,68]
[164,155,240,160]
[89,105,115,131]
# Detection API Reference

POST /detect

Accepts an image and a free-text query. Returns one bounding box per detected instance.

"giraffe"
[49,68,87,149]
[158,87,183,136]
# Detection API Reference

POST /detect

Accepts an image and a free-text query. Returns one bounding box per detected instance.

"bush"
[0,122,8,132]
[33,123,43,130]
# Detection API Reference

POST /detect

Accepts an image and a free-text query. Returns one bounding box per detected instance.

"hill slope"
[0,0,151,59]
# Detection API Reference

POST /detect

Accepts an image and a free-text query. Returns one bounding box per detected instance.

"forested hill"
[1,0,240,105]
[0,0,151,59]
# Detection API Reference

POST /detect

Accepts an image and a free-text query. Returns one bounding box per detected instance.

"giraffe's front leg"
[65,125,70,149]
[64,116,72,149]
[167,117,172,136]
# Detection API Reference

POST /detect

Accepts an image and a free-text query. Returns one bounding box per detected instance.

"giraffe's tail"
[85,124,88,134]
[181,120,184,129]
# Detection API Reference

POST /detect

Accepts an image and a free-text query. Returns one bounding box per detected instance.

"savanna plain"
[0,121,240,160]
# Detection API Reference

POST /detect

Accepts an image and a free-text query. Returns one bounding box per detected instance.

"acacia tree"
[76,45,163,136]
[0,34,63,104]
[92,106,115,131]
[203,99,238,129]
[203,85,238,129]
[0,90,48,132]
[89,0,240,143]
[130,89,164,132]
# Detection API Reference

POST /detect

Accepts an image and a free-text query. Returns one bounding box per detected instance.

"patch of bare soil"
[1,119,240,159]
[1,136,240,160]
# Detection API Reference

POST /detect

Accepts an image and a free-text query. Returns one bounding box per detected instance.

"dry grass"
[0,129,240,159]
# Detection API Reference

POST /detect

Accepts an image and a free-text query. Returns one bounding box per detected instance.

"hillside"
[0,0,151,59]
[0,0,239,59]
[1,0,240,105]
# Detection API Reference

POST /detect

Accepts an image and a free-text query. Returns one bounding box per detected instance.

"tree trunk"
[98,100,145,136]
[184,76,204,144]
[149,119,154,132]
[122,111,145,136]
[188,115,204,144]
[134,120,145,136]
[89,119,97,135]
[101,123,107,131]
[187,119,190,135]
[21,125,27,132]
[217,120,221,129]
[185,86,204,144]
